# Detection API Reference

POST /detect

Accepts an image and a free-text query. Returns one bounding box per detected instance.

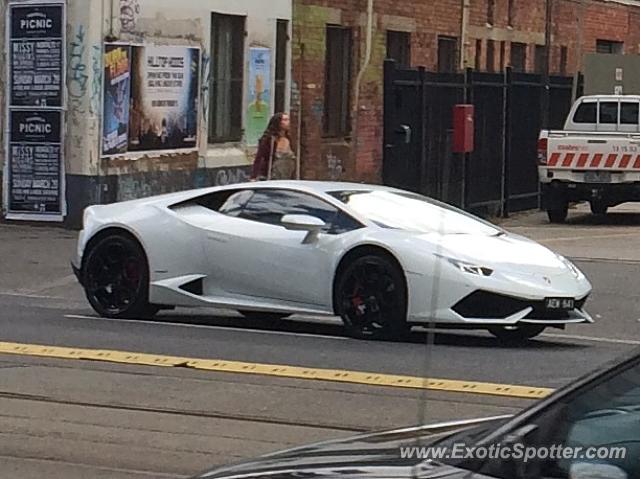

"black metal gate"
[383,60,579,215]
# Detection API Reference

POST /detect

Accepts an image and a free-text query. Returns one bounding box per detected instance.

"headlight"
[437,255,494,277]
[557,254,584,279]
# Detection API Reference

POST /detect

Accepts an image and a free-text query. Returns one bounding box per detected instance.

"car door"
[470,357,640,479]
[203,188,361,309]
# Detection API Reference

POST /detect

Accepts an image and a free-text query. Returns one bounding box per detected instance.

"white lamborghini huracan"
[72,181,592,342]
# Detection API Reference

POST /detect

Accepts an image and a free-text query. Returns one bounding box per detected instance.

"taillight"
[537,138,548,165]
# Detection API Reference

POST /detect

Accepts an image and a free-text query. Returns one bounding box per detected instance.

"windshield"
[329,190,502,236]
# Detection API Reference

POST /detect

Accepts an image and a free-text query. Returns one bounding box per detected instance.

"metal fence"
[383,60,579,216]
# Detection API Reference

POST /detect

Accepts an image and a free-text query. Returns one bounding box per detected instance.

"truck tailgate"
[547,132,640,170]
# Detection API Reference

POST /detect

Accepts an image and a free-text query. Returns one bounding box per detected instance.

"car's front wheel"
[335,254,409,340]
[489,325,546,344]
[82,233,159,319]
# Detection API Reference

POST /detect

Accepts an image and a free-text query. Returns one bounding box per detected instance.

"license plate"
[545,298,575,311]
[584,171,611,183]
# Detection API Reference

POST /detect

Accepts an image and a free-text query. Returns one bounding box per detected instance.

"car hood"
[194,416,510,479]
[425,232,575,278]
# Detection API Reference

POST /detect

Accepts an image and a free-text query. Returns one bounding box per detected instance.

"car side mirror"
[281,214,326,244]
[570,462,627,479]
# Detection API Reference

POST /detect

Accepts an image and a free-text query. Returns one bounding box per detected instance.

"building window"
[438,36,458,73]
[210,13,245,143]
[510,42,527,72]
[275,19,289,114]
[534,45,546,74]
[508,0,515,27]
[560,46,568,75]
[386,30,411,66]
[596,40,624,54]
[487,0,495,25]
[486,40,495,73]
[324,25,352,138]
[475,39,482,71]
[500,41,506,71]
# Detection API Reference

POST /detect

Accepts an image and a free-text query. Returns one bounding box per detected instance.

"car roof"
[579,95,640,102]
[235,180,395,195]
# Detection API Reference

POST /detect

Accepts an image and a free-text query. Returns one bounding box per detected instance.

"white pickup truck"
[538,95,640,223]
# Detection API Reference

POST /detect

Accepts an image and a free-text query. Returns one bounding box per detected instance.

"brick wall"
[293,0,640,184]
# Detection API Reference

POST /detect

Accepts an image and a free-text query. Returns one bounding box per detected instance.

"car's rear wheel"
[82,233,159,319]
[336,254,409,340]
[489,325,546,343]
[238,310,291,321]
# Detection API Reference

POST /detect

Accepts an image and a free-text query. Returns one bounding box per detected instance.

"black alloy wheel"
[82,234,159,319]
[336,255,409,340]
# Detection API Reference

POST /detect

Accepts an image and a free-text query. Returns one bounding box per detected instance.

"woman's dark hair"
[261,113,289,142]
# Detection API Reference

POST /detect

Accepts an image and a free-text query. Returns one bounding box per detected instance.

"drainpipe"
[459,0,470,70]
[352,0,374,179]
[571,0,585,102]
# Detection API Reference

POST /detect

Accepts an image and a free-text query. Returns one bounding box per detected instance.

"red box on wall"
[452,104,474,153]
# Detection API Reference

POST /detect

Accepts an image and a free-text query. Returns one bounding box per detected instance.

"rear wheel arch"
[332,245,408,316]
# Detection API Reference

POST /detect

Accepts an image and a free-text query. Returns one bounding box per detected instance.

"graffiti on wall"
[326,151,343,180]
[214,167,250,186]
[91,45,102,116]
[119,0,140,32]
[68,24,88,119]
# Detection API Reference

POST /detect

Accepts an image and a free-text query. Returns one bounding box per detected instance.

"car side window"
[484,360,640,479]
[620,102,639,125]
[599,102,619,124]
[191,189,254,217]
[239,189,361,234]
[573,103,597,123]
[218,190,254,218]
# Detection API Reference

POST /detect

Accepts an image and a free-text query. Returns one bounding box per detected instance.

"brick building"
[292,0,640,184]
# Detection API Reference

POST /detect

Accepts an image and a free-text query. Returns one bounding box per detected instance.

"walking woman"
[251,113,296,181]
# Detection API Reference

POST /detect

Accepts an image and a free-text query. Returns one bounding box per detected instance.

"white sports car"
[72,181,592,342]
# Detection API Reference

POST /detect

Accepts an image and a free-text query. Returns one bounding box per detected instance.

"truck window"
[573,103,596,123]
[599,102,618,124]
[620,103,639,125]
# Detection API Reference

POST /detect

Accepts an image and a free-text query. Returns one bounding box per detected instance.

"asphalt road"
[0,203,639,477]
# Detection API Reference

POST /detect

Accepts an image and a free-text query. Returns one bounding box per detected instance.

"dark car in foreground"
[195,350,639,479]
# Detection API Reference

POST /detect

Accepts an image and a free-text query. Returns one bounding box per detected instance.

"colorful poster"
[128,45,200,151]
[246,47,272,146]
[102,44,131,156]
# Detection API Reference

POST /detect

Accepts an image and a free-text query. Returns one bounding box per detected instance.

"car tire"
[82,233,159,320]
[335,254,409,341]
[547,205,568,224]
[590,201,608,216]
[238,311,292,321]
[489,325,546,344]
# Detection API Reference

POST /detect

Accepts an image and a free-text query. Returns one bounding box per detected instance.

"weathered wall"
[59,0,291,226]
[293,0,640,186]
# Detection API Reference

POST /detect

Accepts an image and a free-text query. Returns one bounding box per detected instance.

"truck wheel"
[547,205,568,224]
[590,201,608,216]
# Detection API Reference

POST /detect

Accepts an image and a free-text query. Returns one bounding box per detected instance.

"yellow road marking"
[0,341,553,400]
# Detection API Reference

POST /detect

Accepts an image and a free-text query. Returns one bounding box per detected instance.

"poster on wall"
[102,44,132,156]
[8,2,65,108]
[7,109,64,217]
[246,47,272,146]
[5,0,66,222]
[128,45,200,152]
